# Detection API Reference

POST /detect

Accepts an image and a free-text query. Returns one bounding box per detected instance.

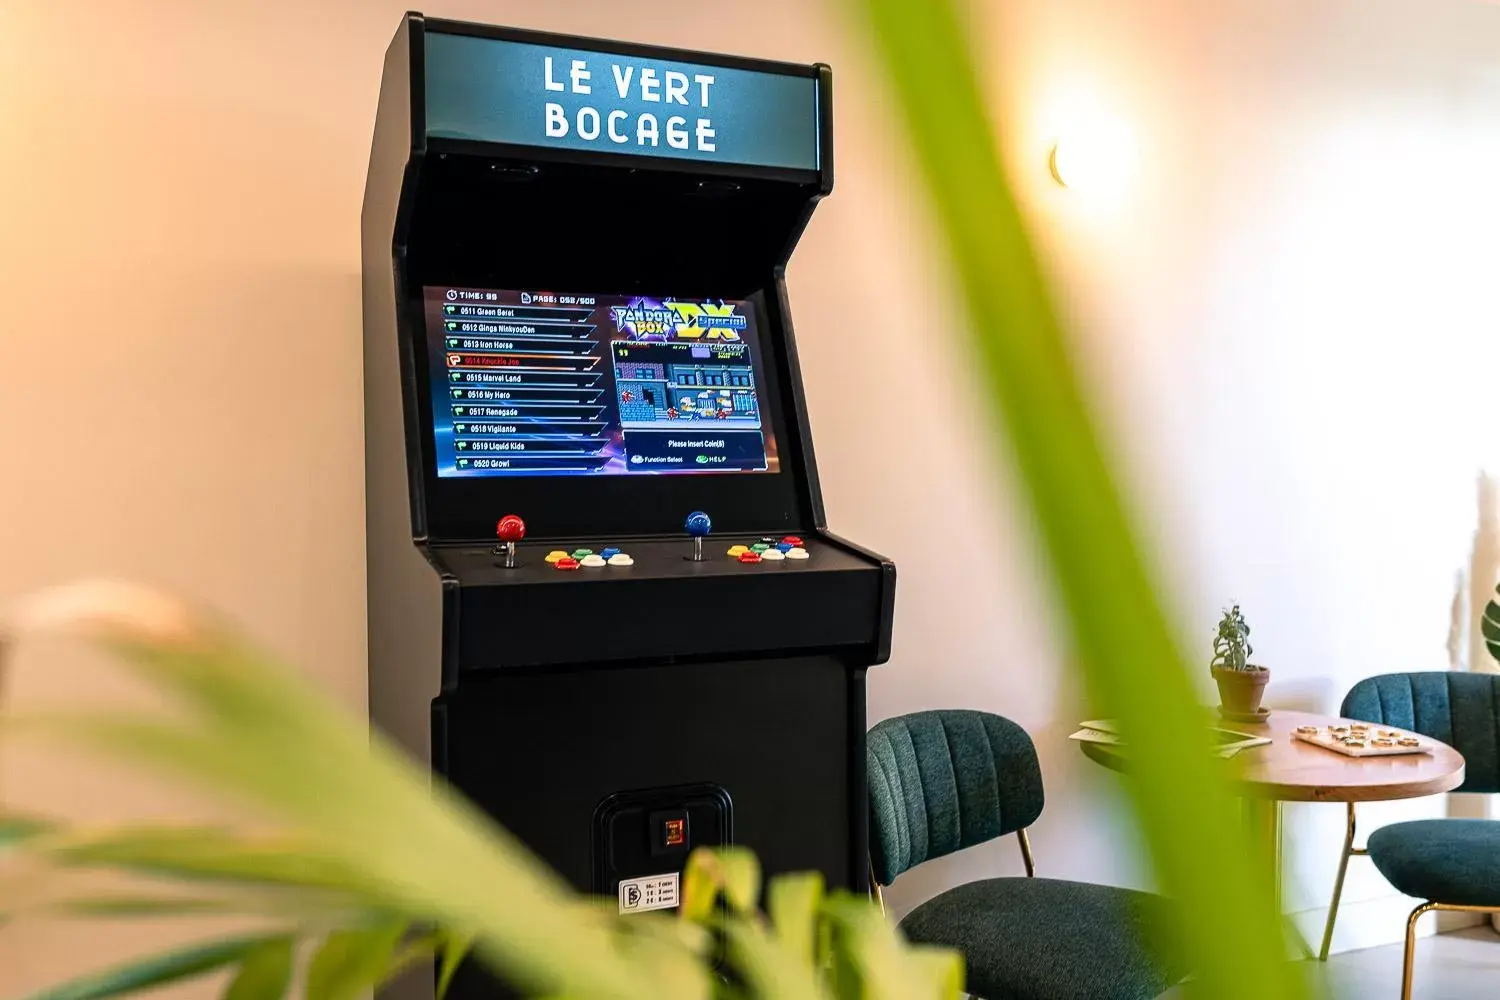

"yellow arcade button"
[727,544,749,557]
[543,550,569,564]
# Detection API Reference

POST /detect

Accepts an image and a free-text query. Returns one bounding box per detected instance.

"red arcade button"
[781,535,803,546]
[738,551,763,563]
[554,556,580,570]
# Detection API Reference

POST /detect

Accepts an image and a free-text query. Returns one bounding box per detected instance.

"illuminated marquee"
[423,32,820,172]
[543,56,718,154]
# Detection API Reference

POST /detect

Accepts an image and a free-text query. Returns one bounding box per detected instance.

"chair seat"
[1367,819,1500,907]
[898,877,1184,1000]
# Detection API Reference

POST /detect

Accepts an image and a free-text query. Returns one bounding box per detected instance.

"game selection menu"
[426,287,779,478]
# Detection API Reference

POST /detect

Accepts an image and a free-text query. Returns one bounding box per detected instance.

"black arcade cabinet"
[362,13,894,996]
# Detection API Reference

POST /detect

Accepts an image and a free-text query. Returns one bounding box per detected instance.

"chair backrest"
[1341,672,1500,793]
[866,709,1044,886]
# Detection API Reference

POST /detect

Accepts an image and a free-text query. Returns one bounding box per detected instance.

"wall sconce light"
[1047,111,1137,196]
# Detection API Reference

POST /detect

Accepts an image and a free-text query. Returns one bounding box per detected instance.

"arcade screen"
[424,286,781,477]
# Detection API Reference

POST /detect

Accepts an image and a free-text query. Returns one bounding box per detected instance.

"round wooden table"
[1079,709,1466,801]
[1078,709,1467,956]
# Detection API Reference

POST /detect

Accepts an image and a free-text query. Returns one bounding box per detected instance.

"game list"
[426,286,779,477]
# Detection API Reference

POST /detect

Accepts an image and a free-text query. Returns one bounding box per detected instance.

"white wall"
[966,0,1500,948]
[2,0,1499,992]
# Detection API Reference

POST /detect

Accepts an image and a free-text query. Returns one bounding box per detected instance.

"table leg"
[1245,798,1314,959]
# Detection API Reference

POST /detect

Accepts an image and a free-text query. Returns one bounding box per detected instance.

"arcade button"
[544,550,569,564]
[758,536,778,545]
[554,557,581,571]
[571,548,594,559]
[750,543,770,553]
[607,552,634,567]
[600,547,621,560]
[785,548,810,560]
[726,544,749,558]
[737,551,763,564]
[580,554,607,568]
[760,548,786,561]
[782,535,804,546]
[775,542,794,553]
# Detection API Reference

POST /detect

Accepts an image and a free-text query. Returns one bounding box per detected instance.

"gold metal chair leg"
[868,857,886,917]
[1319,802,1360,961]
[1017,828,1036,878]
[1396,902,1500,999]
[1401,902,1436,1000]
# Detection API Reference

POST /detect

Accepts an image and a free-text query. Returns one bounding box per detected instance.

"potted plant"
[1211,604,1269,720]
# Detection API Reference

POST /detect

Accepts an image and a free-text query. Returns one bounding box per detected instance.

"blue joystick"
[685,510,712,562]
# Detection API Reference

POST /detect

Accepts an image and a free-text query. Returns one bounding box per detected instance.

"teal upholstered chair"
[1317,672,1500,999]
[867,710,1186,1000]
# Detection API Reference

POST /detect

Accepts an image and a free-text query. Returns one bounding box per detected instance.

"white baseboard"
[1291,892,1488,956]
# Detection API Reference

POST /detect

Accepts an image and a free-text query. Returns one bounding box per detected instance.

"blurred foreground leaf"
[305,921,409,1000]
[24,934,285,1000]
[766,871,822,964]
[2,583,958,999]
[844,1,1315,997]
[223,938,296,1000]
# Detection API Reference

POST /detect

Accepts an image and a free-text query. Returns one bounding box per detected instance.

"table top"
[1078,709,1466,802]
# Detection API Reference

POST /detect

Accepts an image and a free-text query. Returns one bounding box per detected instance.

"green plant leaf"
[17,934,283,1000]
[681,847,762,922]
[223,937,295,1000]
[437,930,475,999]
[721,919,828,1000]
[903,948,965,1000]
[305,920,409,1000]
[40,824,387,899]
[6,601,659,1000]
[48,895,244,918]
[820,893,960,1000]
[380,929,445,987]
[1,813,56,848]
[766,872,823,965]
[719,849,761,915]
[3,583,948,1000]
[841,1,1311,997]
[680,849,721,923]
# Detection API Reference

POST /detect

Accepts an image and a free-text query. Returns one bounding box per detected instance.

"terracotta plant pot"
[1213,666,1270,716]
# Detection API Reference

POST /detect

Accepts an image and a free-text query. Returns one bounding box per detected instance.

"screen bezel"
[405,284,810,541]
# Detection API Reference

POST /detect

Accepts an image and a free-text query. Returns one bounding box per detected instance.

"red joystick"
[496,514,525,569]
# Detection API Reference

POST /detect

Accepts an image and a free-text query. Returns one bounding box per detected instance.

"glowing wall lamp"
[1047,110,1138,197]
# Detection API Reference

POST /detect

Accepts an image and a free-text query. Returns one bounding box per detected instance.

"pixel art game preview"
[426,287,780,477]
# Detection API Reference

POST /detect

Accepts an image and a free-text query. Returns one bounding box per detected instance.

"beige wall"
[3,0,1500,992]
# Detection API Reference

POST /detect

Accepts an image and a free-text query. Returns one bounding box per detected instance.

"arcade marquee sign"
[423,31,821,172]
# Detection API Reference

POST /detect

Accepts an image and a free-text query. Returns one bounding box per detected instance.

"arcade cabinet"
[362,13,894,994]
